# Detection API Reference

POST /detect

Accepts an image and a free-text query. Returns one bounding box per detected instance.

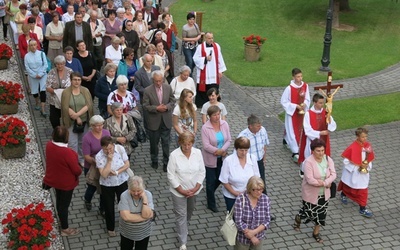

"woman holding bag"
[61,72,94,166]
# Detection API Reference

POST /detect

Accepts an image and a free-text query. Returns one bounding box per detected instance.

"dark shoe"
[163,164,167,172]
[299,170,304,179]
[84,199,92,211]
[208,206,218,213]
[270,215,276,221]
[340,193,348,205]
[99,209,105,218]
[359,208,373,218]
[151,162,158,169]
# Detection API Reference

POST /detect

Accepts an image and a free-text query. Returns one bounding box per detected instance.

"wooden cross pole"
[313,71,343,95]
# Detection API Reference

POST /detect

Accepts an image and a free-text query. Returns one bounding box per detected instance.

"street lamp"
[320,0,334,72]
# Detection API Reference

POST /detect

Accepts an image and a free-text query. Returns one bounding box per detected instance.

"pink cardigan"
[201,120,231,168]
[301,155,336,204]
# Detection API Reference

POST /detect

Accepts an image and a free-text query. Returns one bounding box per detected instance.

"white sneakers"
[179,244,187,250]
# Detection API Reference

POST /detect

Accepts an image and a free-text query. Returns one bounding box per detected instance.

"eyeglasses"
[252,188,263,192]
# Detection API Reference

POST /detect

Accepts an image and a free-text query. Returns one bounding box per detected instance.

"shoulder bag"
[220,194,245,246]
[4,2,11,25]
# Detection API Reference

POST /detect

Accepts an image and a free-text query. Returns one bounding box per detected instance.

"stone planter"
[2,142,26,159]
[0,103,18,114]
[0,59,9,70]
[244,43,262,62]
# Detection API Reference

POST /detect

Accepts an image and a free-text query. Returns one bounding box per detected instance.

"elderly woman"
[172,89,197,145]
[45,12,64,63]
[95,136,130,237]
[167,132,205,250]
[75,40,97,99]
[119,176,154,250]
[43,126,82,236]
[132,11,148,58]
[155,39,173,82]
[182,12,202,76]
[117,47,139,92]
[103,9,122,48]
[82,115,111,214]
[293,138,336,243]
[61,72,94,165]
[170,65,196,100]
[219,137,261,212]
[107,75,139,116]
[46,55,73,128]
[105,36,123,66]
[139,44,164,71]
[234,176,271,250]
[24,39,48,117]
[201,105,231,213]
[95,63,118,119]
[64,46,84,75]
[104,102,136,158]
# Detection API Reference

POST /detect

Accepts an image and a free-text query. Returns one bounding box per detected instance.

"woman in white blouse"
[167,132,205,250]
[170,65,196,100]
[96,136,130,237]
[219,137,261,212]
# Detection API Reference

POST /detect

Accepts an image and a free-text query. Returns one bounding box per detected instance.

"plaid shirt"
[234,193,270,245]
[238,127,269,161]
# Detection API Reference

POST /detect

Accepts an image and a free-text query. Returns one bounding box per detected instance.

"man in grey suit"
[134,54,161,101]
[142,70,175,172]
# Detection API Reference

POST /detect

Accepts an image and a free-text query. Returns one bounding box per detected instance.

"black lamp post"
[320,0,334,72]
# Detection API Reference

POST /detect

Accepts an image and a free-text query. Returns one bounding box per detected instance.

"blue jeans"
[182,47,197,77]
[257,159,267,195]
[205,158,223,209]
[223,196,236,213]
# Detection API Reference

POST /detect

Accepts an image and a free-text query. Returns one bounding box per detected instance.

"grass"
[278,93,400,130]
[171,0,400,87]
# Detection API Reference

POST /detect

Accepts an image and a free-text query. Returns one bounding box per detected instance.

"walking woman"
[293,138,336,243]
[172,89,197,145]
[181,12,202,76]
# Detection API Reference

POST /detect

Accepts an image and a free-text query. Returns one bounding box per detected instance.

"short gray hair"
[111,36,121,44]
[116,75,129,86]
[247,114,262,126]
[128,176,145,191]
[179,65,191,74]
[151,70,164,79]
[110,102,123,112]
[54,55,66,65]
[89,115,105,125]
[104,63,117,73]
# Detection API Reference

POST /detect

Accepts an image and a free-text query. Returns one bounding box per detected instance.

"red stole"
[341,140,375,166]
[298,109,330,163]
[290,83,307,145]
[199,42,219,92]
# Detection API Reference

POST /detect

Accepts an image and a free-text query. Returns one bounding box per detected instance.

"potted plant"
[0,43,13,70]
[243,34,267,62]
[0,81,24,114]
[0,116,30,159]
[1,202,54,249]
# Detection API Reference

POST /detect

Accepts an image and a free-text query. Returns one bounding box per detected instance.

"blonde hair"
[178,89,195,120]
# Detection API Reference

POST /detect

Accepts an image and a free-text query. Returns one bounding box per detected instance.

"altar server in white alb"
[193,32,227,107]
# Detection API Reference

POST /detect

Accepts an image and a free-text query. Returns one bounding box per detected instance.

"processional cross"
[313,72,343,124]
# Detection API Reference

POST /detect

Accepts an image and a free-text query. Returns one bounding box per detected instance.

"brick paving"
[23,1,400,249]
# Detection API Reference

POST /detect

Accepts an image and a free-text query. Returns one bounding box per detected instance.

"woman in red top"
[18,24,41,59]
[43,126,82,236]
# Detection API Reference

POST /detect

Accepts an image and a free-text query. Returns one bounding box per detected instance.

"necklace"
[133,198,141,207]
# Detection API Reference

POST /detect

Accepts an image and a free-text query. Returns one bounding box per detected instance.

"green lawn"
[171,0,400,87]
[278,93,400,130]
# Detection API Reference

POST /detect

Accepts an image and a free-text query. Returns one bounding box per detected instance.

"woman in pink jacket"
[293,138,336,244]
[201,105,231,213]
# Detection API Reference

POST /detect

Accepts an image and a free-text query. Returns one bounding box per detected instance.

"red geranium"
[1,203,54,249]
[0,116,30,148]
[243,34,267,46]
[0,81,24,105]
[0,43,13,60]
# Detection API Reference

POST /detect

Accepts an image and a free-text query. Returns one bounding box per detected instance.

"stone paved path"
[25,1,400,249]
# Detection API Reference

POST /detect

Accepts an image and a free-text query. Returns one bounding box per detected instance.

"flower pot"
[244,43,262,62]
[2,142,26,159]
[0,103,18,114]
[0,59,8,70]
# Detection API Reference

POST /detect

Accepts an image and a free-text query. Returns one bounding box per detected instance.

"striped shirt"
[118,190,154,241]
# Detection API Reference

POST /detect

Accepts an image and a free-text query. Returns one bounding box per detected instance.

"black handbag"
[73,121,86,133]
[133,117,147,143]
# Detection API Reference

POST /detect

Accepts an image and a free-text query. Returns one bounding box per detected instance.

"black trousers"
[55,188,74,229]
[120,234,150,250]
[101,182,128,231]
[49,104,61,129]
[205,157,223,209]
[195,83,219,108]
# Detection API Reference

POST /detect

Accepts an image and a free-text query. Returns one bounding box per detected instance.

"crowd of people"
[1,0,377,248]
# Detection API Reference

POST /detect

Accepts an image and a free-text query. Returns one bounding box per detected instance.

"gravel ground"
[0,40,65,249]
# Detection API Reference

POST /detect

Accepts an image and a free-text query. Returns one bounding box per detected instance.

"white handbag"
[220,194,245,246]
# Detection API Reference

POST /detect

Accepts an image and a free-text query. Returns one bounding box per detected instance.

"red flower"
[0,116,29,147]
[0,43,13,59]
[243,34,267,45]
[0,80,24,105]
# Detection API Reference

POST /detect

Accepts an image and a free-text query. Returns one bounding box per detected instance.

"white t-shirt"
[172,103,197,135]
[201,101,228,119]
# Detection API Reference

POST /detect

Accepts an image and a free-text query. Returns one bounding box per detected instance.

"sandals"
[293,214,301,231]
[312,233,324,243]
[61,228,80,237]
